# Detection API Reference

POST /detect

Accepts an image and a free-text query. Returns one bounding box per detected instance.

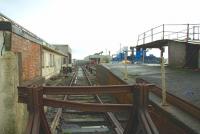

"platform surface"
[104,63,200,108]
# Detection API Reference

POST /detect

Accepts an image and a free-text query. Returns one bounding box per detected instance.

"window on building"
[45,53,49,67]
[42,51,44,67]
[63,57,66,64]
[49,54,52,67]
[53,55,55,66]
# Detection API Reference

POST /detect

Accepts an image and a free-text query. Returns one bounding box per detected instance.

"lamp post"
[124,50,128,80]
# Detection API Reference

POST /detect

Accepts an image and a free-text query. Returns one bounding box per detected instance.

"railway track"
[46,66,128,134]
[18,64,199,134]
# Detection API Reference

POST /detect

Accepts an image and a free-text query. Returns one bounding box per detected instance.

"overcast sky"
[0,0,200,59]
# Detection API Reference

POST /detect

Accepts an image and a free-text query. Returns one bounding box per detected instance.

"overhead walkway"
[136,24,200,49]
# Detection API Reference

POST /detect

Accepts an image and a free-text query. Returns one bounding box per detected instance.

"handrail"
[137,24,200,46]
[18,84,158,134]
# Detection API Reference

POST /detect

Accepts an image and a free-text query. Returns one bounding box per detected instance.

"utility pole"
[160,47,167,106]
[142,48,145,63]
[124,50,128,80]
[120,43,122,61]
[130,47,134,64]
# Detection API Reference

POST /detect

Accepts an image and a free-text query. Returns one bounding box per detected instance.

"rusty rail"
[18,84,158,134]
[43,98,132,112]
[50,70,77,133]
[83,66,124,134]
[136,78,200,121]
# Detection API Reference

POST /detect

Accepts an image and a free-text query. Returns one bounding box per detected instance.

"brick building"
[0,13,71,133]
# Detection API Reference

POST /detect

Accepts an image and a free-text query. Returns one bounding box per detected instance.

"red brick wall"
[11,33,41,81]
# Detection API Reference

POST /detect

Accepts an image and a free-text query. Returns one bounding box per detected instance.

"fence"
[18,84,158,134]
[137,24,200,46]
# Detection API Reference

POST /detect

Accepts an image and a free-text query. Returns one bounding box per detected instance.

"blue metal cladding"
[112,48,160,64]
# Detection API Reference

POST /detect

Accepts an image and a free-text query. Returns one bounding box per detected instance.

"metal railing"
[137,24,200,46]
[18,84,158,134]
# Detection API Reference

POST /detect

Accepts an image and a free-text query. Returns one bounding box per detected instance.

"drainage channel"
[45,66,129,134]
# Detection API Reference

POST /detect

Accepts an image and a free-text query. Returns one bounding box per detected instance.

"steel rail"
[96,95,125,134]
[43,98,132,112]
[50,69,78,133]
[18,72,158,134]
[43,85,134,95]
[82,66,125,134]
[50,66,129,134]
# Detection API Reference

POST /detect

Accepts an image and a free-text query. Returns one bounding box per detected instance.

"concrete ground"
[104,63,200,108]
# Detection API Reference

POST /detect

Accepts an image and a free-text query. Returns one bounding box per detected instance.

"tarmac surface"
[104,63,200,108]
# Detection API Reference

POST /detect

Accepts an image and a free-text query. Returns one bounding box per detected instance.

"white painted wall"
[42,49,63,79]
[0,31,4,55]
